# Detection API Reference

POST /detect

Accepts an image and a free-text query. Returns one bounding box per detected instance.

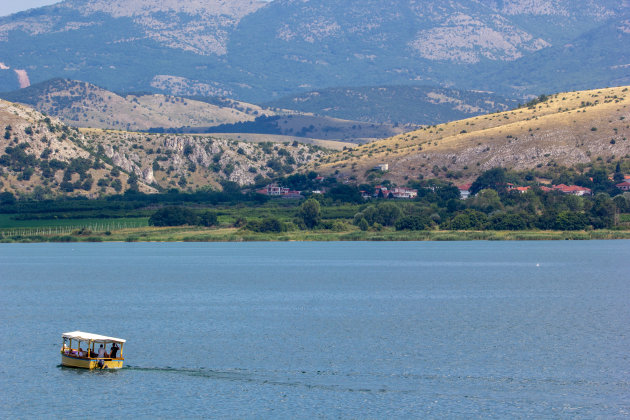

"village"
[256,175,630,200]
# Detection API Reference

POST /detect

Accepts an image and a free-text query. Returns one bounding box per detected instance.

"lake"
[1,241,629,418]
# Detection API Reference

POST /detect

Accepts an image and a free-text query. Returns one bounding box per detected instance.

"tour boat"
[61,331,126,370]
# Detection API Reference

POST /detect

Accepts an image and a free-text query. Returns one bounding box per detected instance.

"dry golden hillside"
[315,86,630,184]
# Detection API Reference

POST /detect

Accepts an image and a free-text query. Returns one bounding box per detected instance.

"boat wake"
[122,365,410,394]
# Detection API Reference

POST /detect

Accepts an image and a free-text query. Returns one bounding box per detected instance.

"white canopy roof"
[62,331,126,343]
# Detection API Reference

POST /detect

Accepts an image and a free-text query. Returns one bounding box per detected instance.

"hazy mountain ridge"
[265,86,518,125]
[0,78,269,131]
[0,0,627,101]
[0,79,410,142]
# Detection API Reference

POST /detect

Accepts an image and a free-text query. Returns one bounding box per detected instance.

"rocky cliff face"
[0,98,332,197]
[0,99,156,197]
[90,130,329,189]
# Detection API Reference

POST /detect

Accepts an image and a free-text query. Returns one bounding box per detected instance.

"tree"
[149,206,198,226]
[470,168,507,195]
[198,211,218,227]
[488,212,528,230]
[357,217,369,231]
[590,193,617,228]
[376,202,402,226]
[395,215,430,231]
[0,191,16,205]
[447,209,488,230]
[326,184,363,203]
[245,217,286,233]
[554,211,589,230]
[470,189,503,213]
[298,198,321,228]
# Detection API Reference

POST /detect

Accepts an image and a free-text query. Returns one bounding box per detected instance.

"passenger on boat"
[110,343,119,358]
[77,347,85,357]
[97,344,108,358]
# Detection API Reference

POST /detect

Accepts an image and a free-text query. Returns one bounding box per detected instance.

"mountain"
[0,99,156,197]
[482,12,630,95]
[0,0,627,102]
[0,98,334,197]
[0,78,269,131]
[315,86,630,185]
[0,78,409,142]
[265,86,518,125]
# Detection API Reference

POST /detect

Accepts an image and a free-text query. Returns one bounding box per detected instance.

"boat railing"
[62,349,123,360]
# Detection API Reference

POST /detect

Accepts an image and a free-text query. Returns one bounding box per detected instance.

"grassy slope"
[315,86,630,184]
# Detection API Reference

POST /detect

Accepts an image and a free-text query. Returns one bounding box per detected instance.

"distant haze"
[0,0,275,17]
[0,0,61,17]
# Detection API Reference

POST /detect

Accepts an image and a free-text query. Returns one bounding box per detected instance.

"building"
[373,185,417,199]
[616,181,630,191]
[457,183,472,199]
[374,163,388,172]
[552,184,592,196]
[256,184,302,198]
[390,187,418,199]
[508,185,531,193]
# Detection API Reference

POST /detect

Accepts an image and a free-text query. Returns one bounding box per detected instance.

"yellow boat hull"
[61,353,124,370]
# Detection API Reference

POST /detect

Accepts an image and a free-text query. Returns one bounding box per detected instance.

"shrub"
[395,215,431,231]
[198,211,218,227]
[488,213,528,230]
[245,217,286,233]
[149,206,198,226]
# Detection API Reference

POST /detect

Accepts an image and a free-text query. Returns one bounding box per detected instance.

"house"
[374,163,388,172]
[373,185,389,198]
[616,181,630,191]
[539,186,554,192]
[457,183,472,199]
[257,184,302,198]
[390,187,418,199]
[552,184,592,196]
[372,185,417,199]
[508,184,532,194]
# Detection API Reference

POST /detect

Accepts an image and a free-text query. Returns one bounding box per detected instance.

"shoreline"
[2,227,630,243]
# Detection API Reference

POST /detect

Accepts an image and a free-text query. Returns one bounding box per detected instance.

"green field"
[0,214,149,236]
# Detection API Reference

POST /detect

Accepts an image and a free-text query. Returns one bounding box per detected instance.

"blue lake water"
[1,241,629,418]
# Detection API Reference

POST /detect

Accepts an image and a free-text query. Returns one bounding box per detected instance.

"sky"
[0,0,61,17]
[0,0,275,17]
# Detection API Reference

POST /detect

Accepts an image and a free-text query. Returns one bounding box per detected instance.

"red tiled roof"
[458,183,472,190]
